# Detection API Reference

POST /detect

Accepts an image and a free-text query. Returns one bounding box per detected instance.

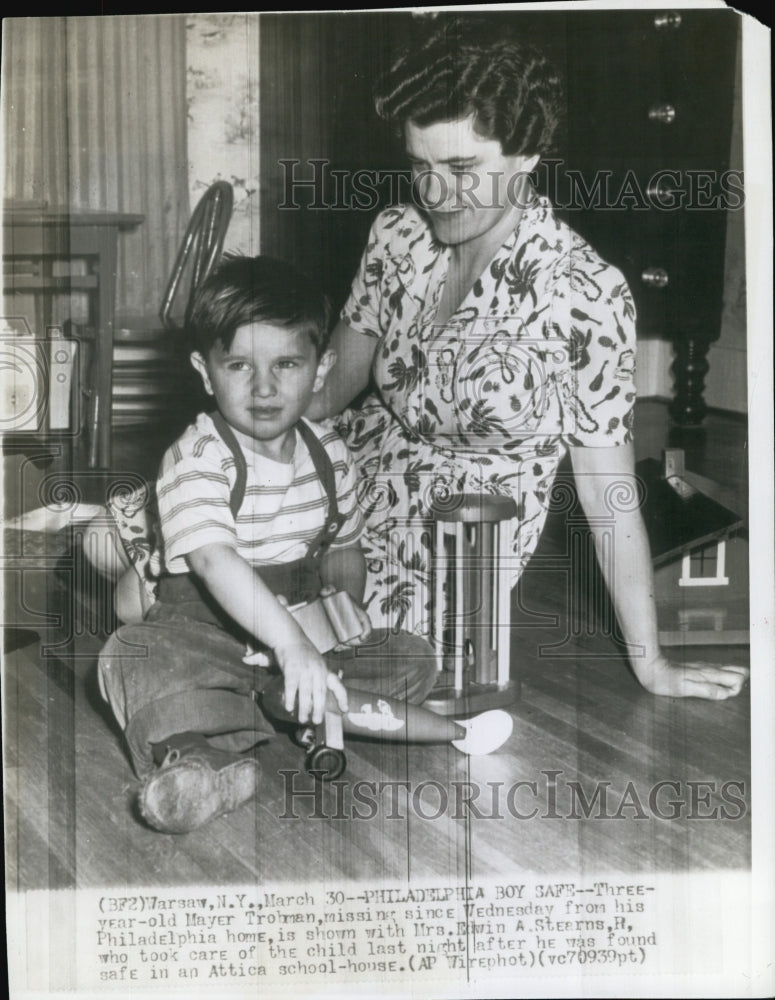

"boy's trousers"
[99,601,438,778]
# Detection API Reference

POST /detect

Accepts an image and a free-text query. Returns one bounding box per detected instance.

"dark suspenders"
[209,411,346,557]
[157,416,347,615]
[210,412,248,519]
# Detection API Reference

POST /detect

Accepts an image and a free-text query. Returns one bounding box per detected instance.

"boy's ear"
[190,352,214,396]
[312,349,336,394]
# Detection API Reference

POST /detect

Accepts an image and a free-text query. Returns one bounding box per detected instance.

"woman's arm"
[568,442,749,699]
[306,320,378,420]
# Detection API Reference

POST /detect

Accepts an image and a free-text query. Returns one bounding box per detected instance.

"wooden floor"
[3,401,751,889]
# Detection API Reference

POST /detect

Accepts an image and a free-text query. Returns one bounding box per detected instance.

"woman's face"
[405,117,539,249]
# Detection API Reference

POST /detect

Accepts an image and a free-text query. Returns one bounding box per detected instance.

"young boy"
[98,255,439,834]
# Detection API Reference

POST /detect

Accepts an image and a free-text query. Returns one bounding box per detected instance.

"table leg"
[669,336,712,427]
[91,229,117,469]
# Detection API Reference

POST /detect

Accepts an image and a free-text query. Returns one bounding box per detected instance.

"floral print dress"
[337,193,637,635]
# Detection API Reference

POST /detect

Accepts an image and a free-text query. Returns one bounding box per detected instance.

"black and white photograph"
[2,5,773,998]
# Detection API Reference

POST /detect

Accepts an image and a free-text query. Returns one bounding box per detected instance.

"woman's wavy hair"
[374,15,564,158]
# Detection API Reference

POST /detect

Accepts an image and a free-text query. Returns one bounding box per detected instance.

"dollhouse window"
[679,539,729,587]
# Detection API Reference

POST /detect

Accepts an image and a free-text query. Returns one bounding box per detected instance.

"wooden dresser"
[546,7,741,424]
[259,8,741,424]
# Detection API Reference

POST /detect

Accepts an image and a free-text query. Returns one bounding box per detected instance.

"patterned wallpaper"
[186,14,260,255]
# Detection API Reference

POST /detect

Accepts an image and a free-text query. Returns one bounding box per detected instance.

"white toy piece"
[451,709,514,755]
[243,589,363,664]
[289,590,363,653]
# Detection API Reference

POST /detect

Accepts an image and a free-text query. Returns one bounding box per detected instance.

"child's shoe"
[451,710,514,755]
[139,733,260,834]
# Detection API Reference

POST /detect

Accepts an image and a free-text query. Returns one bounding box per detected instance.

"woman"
[309,17,748,700]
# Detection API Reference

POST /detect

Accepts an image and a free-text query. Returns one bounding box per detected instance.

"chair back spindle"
[159,180,234,331]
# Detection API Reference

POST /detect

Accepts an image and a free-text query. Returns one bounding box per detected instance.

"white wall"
[635,338,674,400]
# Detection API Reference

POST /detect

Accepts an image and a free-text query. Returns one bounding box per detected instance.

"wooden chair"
[108,181,233,432]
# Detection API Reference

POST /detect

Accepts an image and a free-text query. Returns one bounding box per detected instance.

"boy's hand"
[276,640,349,724]
[184,547,348,717]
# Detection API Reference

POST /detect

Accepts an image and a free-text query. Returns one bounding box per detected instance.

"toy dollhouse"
[641,449,748,645]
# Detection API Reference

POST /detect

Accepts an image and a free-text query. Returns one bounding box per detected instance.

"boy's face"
[191,322,334,453]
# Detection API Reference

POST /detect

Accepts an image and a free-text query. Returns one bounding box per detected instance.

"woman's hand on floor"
[633,653,749,699]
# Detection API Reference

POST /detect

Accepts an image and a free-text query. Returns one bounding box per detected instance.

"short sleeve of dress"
[340,210,393,339]
[553,250,637,448]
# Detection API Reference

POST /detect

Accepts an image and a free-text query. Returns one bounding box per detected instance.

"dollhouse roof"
[636,458,744,567]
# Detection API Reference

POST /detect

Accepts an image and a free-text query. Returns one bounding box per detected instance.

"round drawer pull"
[648,103,676,124]
[641,267,670,289]
[646,175,681,203]
[654,11,682,30]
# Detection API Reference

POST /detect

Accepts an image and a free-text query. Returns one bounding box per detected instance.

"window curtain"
[2,15,190,316]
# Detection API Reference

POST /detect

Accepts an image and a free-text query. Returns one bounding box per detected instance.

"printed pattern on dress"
[337,195,636,634]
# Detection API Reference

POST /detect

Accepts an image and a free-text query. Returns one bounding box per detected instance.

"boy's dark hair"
[189,253,331,356]
[374,15,564,158]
